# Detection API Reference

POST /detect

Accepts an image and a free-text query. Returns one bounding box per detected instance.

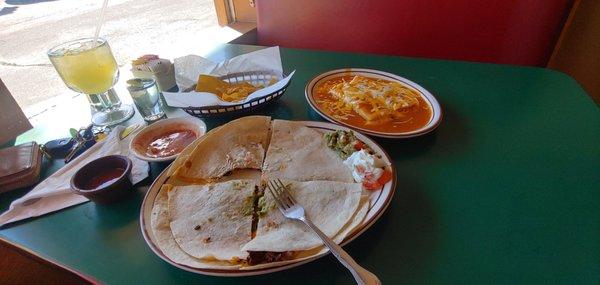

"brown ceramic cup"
[70,155,133,204]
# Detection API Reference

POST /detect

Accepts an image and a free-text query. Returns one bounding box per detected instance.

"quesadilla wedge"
[333,195,369,244]
[241,195,369,270]
[262,120,354,182]
[168,180,257,261]
[165,129,213,186]
[242,180,362,253]
[150,184,240,269]
[151,169,263,269]
[173,116,271,183]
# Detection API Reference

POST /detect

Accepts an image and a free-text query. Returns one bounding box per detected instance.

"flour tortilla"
[242,180,362,252]
[166,125,221,178]
[262,120,354,182]
[150,184,239,269]
[150,170,262,269]
[173,116,271,182]
[168,180,256,261]
[333,195,370,244]
[240,195,370,270]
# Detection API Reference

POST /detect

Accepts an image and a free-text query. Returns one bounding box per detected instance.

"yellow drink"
[48,38,134,126]
[48,38,118,94]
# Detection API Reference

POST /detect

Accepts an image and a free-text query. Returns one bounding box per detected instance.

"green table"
[1,44,598,284]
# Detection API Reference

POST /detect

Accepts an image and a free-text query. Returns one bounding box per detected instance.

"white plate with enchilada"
[305,68,442,138]
[140,116,395,276]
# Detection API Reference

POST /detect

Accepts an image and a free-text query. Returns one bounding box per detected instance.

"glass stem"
[106,88,123,109]
[88,88,122,112]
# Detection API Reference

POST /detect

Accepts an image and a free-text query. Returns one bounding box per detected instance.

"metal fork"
[266,179,381,285]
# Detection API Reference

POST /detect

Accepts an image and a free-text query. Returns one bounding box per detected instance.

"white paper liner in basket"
[162,47,295,108]
[163,71,294,108]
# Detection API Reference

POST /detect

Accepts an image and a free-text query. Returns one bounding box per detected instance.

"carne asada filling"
[247,251,297,265]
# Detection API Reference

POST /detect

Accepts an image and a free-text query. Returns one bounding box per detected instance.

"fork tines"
[267,179,296,210]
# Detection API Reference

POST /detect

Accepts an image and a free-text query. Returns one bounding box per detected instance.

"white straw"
[93,0,110,42]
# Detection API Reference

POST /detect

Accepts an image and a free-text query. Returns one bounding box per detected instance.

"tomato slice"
[363,180,382,191]
[363,169,392,190]
[354,141,365,151]
[377,170,392,185]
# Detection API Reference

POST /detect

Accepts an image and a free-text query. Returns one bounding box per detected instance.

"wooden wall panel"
[232,0,257,23]
[213,0,230,26]
[548,0,600,104]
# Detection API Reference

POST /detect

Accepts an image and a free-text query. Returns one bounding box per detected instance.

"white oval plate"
[139,121,397,276]
[129,117,207,162]
[305,68,442,138]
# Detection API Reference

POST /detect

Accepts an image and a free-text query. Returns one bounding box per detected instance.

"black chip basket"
[181,70,290,118]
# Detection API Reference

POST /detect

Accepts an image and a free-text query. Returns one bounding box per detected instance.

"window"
[0,0,249,125]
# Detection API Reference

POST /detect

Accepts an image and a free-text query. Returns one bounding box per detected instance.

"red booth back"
[256,0,572,66]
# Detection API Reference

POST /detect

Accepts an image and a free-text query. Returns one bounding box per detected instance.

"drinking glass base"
[143,112,167,124]
[91,104,135,126]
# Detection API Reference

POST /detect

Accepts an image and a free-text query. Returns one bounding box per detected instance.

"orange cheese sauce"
[314,76,432,133]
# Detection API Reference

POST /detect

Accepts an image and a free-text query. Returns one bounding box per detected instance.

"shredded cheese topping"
[317,75,421,123]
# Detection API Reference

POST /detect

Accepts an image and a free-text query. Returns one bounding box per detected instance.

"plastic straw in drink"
[93,0,110,42]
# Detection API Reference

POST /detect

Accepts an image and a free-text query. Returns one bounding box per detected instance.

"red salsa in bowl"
[83,167,126,190]
[70,155,133,204]
[130,117,206,162]
[145,130,197,158]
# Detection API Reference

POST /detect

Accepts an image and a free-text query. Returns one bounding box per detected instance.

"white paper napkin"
[0,126,149,227]
[163,46,295,107]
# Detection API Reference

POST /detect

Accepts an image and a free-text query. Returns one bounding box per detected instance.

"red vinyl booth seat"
[256,0,572,66]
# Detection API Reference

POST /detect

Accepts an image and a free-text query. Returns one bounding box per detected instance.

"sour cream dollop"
[343,149,384,183]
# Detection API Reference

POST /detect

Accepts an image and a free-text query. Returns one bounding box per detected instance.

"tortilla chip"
[195,75,258,102]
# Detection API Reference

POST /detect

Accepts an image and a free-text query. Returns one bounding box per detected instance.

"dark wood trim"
[548,0,581,66]
[0,237,100,284]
